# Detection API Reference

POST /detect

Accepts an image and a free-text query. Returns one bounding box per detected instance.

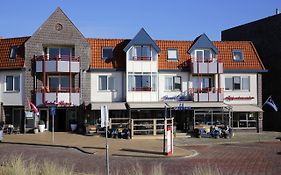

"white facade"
[0,70,24,106]
[90,72,125,102]
[221,73,258,105]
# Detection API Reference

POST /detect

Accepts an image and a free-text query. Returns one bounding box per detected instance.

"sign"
[25,111,33,118]
[165,126,173,156]
[162,91,189,101]
[174,103,191,110]
[224,96,254,101]
[50,106,56,116]
[101,105,109,128]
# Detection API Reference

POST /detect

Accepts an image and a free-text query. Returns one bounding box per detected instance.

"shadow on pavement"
[120,148,163,155]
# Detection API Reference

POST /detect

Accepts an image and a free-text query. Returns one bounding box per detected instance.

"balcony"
[35,88,80,106]
[35,55,80,73]
[191,58,223,74]
[132,56,151,61]
[190,88,224,102]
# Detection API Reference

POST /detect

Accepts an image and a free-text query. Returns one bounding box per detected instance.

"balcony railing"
[189,88,224,102]
[35,55,80,73]
[130,87,153,91]
[132,56,151,61]
[36,87,80,93]
[191,57,223,74]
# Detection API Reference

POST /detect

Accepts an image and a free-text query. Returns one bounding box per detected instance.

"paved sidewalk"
[1,132,193,158]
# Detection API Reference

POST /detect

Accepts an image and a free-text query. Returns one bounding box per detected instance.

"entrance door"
[13,108,22,132]
[39,109,49,131]
[55,109,66,132]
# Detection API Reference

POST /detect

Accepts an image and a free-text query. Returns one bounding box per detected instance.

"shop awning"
[166,102,228,108]
[230,105,263,112]
[127,102,166,109]
[91,102,127,110]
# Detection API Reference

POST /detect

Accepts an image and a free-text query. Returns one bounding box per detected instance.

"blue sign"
[174,103,191,111]
[50,106,56,116]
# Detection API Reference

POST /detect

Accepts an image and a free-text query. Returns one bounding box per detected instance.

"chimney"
[276,8,279,15]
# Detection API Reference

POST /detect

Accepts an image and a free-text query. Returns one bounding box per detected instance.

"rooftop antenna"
[276,8,279,15]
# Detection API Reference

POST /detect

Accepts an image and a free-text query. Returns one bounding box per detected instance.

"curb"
[1,142,96,155]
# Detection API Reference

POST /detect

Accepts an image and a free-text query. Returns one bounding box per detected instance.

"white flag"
[263,96,278,112]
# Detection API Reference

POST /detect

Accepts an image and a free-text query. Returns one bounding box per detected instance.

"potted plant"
[70,120,77,132]
[38,120,45,133]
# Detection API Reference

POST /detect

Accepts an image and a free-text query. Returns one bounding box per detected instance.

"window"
[134,46,151,60]
[193,76,213,90]
[98,76,115,91]
[48,76,70,91]
[46,47,75,60]
[233,50,243,61]
[10,46,18,59]
[6,75,20,92]
[194,49,213,62]
[128,73,157,91]
[102,47,113,60]
[225,76,250,91]
[167,49,178,60]
[165,76,182,91]
[233,112,256,128]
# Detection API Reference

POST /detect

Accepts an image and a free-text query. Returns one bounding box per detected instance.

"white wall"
[158,72,189,101]
[0,70,24,106]
[90,72,124,102]
[221,73,258,105]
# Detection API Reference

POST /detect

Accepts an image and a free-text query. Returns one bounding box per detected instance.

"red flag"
[28,99,39,116]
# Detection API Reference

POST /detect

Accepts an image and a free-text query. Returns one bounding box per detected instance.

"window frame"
[224,76,250,91]
[45,46,75,60]
[232,49,244,62]
[98,75,116,91]
[9,46,18,59]
[165,76,182,91]
[102,47,113,60]
[5,75,20,92]
[48,75,70,92]
[133,45,151,60]
[128,72,157,91]
[167,48,178,61]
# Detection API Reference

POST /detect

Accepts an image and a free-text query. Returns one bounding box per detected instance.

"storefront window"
[233,112,256,128]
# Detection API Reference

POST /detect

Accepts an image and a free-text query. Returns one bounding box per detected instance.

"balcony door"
[45,47,74,60]
[195,49,212,62]
[193,76,214,92]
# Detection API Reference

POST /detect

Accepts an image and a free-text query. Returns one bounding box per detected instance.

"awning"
[127,102,166,109]
[230,105,263,112]
[91,102,126,110]
[166,102,227,108]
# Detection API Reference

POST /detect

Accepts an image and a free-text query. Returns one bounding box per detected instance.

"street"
[0,141,280,175]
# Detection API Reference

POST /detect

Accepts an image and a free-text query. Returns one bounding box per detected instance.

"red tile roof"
[0,37,30,70]
[88,38,265,71]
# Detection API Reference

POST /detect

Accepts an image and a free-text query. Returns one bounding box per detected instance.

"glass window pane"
[108,77,115,90]
[204,50,211,62]
[196,50,203,61]
[49,77,59,90]
[174,76,181,91]
[135,47,142,58]
[242,77,250,90]
[225,78,233,90]
[152,75,157,91]
[128,75,134,91]
[165,77,173,90]
[99,76,107,90]
[233,50,243,61]
[168,49,178,60]
[14,76,20,91]
[142,46,151,57]
[10,46,17,59]
[60,77,70,89]
[60,48,71,59]
[6,76,13,91]
[135,75,142,90]
[49,48,59,60]
[193,77,198,89]
[233,77,241,90]
[102,47,113,59]
[142,75,151,90]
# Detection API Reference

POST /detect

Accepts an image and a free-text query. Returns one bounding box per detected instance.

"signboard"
[25,111,34,129]
[101,105,109,128]
[174,103,191,110]
[50,106,56,116]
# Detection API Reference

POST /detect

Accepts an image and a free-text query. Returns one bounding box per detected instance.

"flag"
[263,96,278,112]
[28,99,40,116]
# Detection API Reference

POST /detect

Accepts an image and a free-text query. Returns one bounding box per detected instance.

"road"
[0,142,281,175]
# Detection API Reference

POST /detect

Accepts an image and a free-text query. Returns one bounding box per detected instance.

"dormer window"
[134,46,151,60]
[194,49,213,62]
[10,46,18,59]
[233,49,243,61]
[102,47,113,60]
[167,49,178,61]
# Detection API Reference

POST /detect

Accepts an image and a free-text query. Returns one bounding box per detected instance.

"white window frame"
[194,49,213,62]
[98,75,115,91]
[128,72,157,91]
[48,75,70,91]
[133,45,151,60]
[167,48,178,61]
[5,75,20,92]
[165,76,182,91]
[45,46,75,60]
[224,76,250,91]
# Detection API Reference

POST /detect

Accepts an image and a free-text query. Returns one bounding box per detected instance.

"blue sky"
[1,0,280,40]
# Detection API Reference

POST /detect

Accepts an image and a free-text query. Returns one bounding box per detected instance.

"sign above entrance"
[224,96,254,101]
[174,103,191,110]
[162,91,189,101]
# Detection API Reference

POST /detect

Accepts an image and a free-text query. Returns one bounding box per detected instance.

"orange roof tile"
[0,37,30,70]
[89,38,265,71]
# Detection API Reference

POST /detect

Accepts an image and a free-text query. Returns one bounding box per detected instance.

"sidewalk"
[1,132,193,158]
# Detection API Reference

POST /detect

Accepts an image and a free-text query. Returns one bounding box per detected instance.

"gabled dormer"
[124,28,160,61]
[189,34,223,74]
